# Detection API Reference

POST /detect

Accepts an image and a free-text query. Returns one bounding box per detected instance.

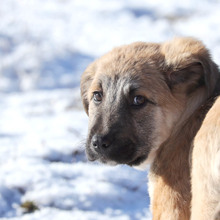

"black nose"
[91,134,110,151]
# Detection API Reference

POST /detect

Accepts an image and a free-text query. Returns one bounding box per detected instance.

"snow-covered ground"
[0,89,150,220]
[0,0,220,219]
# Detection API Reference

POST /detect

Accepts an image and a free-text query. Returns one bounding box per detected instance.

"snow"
[0,89,150,220]
[0,0,220,219]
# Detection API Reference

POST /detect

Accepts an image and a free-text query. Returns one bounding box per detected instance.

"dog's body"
[80,37,220,219]
[191,96,220,220]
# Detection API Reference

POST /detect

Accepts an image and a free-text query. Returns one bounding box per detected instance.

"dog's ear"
[80,62,96,115]
[161,37,219,96]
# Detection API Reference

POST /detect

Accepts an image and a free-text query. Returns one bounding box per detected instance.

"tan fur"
[150,97,215,220]
[191,97,220,220]
[149,38,219,220]
[80,37,220,219]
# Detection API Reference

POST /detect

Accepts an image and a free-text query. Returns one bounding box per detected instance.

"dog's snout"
[91,134,110,151]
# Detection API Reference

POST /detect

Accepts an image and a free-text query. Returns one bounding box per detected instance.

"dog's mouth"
[127,155,147,166]
[86,151,116,165]
[86,146,147,167]
[86,149,98,162]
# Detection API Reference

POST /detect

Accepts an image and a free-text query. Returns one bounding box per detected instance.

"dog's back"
[191,96,220,220]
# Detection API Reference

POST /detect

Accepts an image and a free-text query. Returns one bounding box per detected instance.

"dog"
[80,37,220,219]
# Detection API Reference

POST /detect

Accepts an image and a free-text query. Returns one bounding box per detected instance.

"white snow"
[0,0,220,219]
[0,89,150,220]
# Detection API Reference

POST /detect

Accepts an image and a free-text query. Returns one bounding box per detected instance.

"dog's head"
[81,37,219,168]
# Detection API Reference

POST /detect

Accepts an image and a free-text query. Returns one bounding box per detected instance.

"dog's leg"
[149,141,192,220]
[150,175,191,220]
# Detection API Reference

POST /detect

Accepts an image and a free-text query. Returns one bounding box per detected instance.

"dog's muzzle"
[86,134,147,166]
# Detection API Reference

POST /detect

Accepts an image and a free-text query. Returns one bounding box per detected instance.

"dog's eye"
[133,95,145,106]
[93,92,103,103]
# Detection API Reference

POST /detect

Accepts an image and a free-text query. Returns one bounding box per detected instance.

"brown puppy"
[80,37,220,219]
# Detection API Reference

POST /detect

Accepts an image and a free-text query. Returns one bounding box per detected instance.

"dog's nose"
[91,134,110,151]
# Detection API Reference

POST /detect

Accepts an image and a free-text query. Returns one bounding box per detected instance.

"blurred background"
[0,0,220,219]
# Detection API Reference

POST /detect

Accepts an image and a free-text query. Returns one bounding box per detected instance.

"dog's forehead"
[98,74,141,94]
[95,43,162,76]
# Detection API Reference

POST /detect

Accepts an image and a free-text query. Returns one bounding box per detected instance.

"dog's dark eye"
[93,92,103,103]
[133,95,145,106]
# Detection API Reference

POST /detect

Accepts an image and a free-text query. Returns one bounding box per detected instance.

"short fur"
[80,37,220,219]
[191,96,220,220]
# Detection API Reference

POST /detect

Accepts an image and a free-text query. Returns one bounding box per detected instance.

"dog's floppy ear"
[161,37,219,96]
[80,62,96,115]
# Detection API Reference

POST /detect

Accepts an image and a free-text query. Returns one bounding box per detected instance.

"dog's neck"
[149,94,217,220]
